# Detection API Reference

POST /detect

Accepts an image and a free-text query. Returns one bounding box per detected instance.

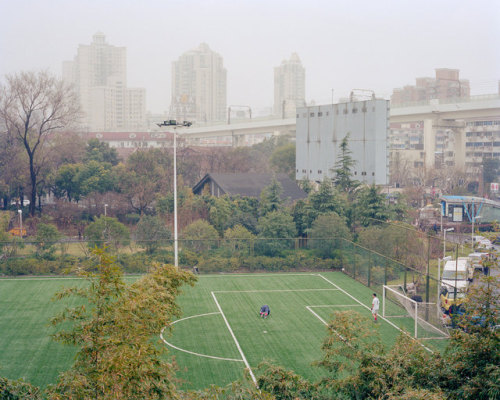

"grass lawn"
[0,271,448,391]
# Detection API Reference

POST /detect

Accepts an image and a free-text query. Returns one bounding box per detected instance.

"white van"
[441,258,470,292]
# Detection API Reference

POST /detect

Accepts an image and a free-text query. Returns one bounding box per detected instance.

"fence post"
[367,252,372,287]
[425,234,430,321]
[384,260,388,286]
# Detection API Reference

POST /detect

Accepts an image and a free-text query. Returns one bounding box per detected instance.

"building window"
[318,112,323,117]
[310,112,315,117]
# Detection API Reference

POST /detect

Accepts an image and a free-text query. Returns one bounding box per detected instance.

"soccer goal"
[382,285,449,340]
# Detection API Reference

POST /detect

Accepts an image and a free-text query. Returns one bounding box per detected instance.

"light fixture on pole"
[18,209,22,239]
[157,120,192,268]
[471,215,481,248]
[443,227,454,258]
[104,204,108,217]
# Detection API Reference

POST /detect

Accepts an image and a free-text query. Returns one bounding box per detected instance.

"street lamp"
[104,204,108,217]
[157,120,192,268]
[471,215,482,248]
[18,209,22,239]
[443,227,454,258]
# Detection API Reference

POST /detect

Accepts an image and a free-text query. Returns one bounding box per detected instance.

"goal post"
[383,285,448,340]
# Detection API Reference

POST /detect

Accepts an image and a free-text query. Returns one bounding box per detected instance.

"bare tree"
[0,71,80,216]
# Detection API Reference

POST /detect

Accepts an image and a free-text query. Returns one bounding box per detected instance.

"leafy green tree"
[308,212,351,258]
[115,149,169,215]
[182,219,219,252]
[83,138,120,166]
[309,178,345,216]
[270,143,296,178]
[48,248,196,400]
[223,224,255,254]
[354,184,393,227]
[331,133,360,196]
[259,178,284,217]
[209,196,233,236]
[438,274,500,399]
[255,362,315,400]
[0,376,43,399]
[76,160,115,196]
[256,211,297,256]
[316,311,442,399]
[135,215,171,254]
[291,199,317,237]
[52,164,82,202]
[85,216,130,250]
[35,222,61,256]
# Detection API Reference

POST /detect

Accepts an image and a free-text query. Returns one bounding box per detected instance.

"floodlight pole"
[173,125,179,268]
[157,120,192,268]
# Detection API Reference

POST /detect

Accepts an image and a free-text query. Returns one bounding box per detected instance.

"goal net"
[382,285,449,340]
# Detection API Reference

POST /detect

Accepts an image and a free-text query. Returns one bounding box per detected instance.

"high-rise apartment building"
[171,43,227,123]
[391,68,470,106]
[274,53,306,118]
[63,32,146,131]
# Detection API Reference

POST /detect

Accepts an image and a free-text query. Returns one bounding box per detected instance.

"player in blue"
[260,304,270,318]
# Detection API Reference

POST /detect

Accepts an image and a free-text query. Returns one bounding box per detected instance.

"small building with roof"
[192,173,307,202]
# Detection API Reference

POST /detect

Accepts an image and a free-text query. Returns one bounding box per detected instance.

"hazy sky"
[1,0,499,114]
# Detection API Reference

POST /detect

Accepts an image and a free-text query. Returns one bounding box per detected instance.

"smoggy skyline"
[1,0,499,114]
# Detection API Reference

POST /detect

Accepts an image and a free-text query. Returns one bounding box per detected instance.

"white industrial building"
[296,99,389,186]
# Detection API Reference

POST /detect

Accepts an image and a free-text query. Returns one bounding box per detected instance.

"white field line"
[211,291,257,385]
[308,304,363,308]
[160,312,244,362]
[317,274,434,353]
[306,306,351,348]
[197,273,318,278]
[214,288,340,293]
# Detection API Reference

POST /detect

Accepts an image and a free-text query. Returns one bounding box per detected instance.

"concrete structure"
[391,68,470,106]
[171,43,227,123]
[274,53,306,118]
[390,94,500,189]
[63,33,147,131]
[295,99,389,185]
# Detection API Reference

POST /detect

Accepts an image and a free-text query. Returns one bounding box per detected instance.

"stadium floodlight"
[156,119,193,267]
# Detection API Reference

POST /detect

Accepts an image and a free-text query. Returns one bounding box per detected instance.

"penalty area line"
[211,291,257,385]
[316,274,434,353]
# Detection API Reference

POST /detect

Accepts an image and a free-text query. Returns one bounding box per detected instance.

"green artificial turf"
[0,272,448,391]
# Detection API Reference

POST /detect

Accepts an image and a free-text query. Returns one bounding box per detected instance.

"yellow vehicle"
[440,287,467,312]
[8,227,27,237]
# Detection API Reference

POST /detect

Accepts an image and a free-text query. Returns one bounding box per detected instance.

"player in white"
[371,293,379,322]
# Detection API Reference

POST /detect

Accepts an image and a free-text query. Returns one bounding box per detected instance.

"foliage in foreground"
[46,248,197,400]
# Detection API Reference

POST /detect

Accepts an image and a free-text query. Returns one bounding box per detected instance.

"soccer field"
[0,271,447,390]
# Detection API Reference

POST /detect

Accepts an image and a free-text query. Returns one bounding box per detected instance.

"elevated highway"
[174,95,500,146]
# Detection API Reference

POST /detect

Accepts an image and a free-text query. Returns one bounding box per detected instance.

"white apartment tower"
[274,53,306,118]
[171,43,227,123]
[63,32,146,131]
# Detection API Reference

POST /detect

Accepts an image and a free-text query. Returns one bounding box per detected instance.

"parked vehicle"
[467,252,490,279]
[440,288,467,312]
[441,257,470,293]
